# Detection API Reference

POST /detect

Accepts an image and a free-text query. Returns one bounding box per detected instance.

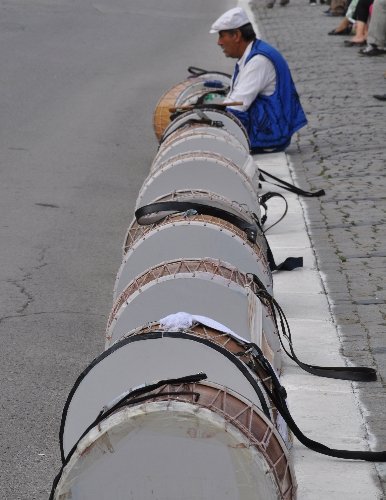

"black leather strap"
[246,342,385,461]
[187,66,231,79]
[136,201,303,272]
[135,201,258,243]
[259,191,288,230]
[161,116,224,143]
[259,167,325,197]
[249,273,377,382]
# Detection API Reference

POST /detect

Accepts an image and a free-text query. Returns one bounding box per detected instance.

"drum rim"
[152,134,248,172]
[108,258,263,329]
[161,107,250,147]
[137,151,259,209]
[58,380,296,500]
[59,330,273,462]
[122,214,268,263]
[159,123,248,152]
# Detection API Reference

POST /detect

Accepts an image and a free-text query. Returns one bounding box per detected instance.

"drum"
[151,128,259,188]
[114,211,272,301]
[54,381,296,500]
[154,126,247,168]
[161,107,250,151]
[135,152,260,215]
[106,258,280,371]
[128,319,288,439]
[60,328,283,458]
[159,122,249,154]
[153,76,230,141]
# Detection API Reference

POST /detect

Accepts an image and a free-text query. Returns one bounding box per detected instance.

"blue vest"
[227,39,307,152]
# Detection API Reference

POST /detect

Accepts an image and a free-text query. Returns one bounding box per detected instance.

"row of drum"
[51,73,298,499]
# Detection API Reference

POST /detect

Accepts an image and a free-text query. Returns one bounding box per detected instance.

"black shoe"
[359,45,386,56]
[373,94,386,101]
[344,40,367,47]
[328,26,352,35]
[310,0,317,4]
[325,9,345,15]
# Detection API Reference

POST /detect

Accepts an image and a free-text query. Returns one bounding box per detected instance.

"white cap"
[209,7,250,34]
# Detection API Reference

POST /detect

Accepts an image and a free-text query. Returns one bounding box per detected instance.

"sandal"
[328,26,352,35]
[344,40,367,47]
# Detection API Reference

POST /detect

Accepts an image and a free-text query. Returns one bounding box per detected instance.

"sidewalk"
[241,0,386,497]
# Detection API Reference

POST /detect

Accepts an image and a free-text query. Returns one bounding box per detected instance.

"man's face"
[217,30,240,58]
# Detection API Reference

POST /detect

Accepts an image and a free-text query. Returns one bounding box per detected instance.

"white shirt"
[226,42,276,112]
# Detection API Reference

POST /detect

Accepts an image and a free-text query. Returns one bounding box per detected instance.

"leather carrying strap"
[246,342,386,462]
[187,66,231,79]
[135,201,303,272]
[161,115,224,143]
[250,273,377,383]
[259,167,325,198]
[135,201,258,243]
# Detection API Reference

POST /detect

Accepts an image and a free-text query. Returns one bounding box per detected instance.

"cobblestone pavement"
[249,0,386,494]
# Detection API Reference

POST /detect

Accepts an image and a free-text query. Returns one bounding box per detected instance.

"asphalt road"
[0,1,234,497]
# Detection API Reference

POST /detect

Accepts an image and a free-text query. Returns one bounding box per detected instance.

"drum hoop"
[123,214,268,267]
[161,107,249,146]
[61,381,295,500]
[159,123,247,151]
[140,382,295,499]
[126,324,275,395]
[59,330,273,462]
[150,151,253,185]
[151,138,247,174]
[132,188,257,228]
[153,79,227,141]
[159,126,245,150]
[108,258,271,327]
[155,129,246,158]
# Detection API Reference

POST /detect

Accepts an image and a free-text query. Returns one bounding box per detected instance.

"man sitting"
[210,7,307,154]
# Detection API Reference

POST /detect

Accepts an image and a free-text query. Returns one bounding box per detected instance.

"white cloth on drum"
[160,312,247,343]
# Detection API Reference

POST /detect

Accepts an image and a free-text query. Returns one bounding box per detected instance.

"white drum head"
[152,133,260,189]
[107,259,280,369]
[60,332,272,459]
[55,382,296,500]
[114,214,272,300]
[163,108,250,150]
[154,130,248,169]
[135,152,260,214]
[160,123,247,153]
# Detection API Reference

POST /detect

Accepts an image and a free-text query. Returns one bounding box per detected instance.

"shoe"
[310,0,317,5]
[266,1,275,7]
[373,94,386,101]
[344,40,367,47]
[279,0,289,6]
[328,26,352,35]
[359,45,386,56]
[324,9,344,15]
